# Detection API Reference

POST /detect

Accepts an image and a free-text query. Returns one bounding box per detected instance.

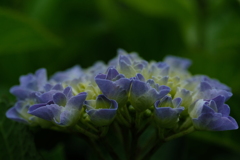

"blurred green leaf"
[96,0,186,57]
[0,7,62,54]
[120,0,199,49]
[189,131,240,154]
[0,98,42,160]
[121,0,196,18]
[204,3,240,54]
[41,143,65,160]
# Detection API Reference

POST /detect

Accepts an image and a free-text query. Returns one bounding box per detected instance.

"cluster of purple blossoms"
[6,49,238,140]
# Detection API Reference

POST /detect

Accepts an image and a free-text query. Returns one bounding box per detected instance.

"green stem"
[123,105,132,123]
[88,138,106,160]
[77,133,105,160]
[139,128,164,160]
[101,137,121,160]
[178,117,192,131]
[120,123,131,159]
[135,112,142,129]
[140,130,156,153]
[113,122,124,143]
[140,139,164,160]
[137,116,152,137]
[116,111,131,128]
[164,126,195,141]
[100,126,109,137]
[157,126,165,139]
[114,122,129,157]
[82,119,99,133]
[75,125,99,139]
[129,126,138,160]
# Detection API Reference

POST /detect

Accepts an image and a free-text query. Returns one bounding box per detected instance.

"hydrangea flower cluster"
[6,49,238,142]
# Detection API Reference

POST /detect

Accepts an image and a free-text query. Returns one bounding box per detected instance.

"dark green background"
[1,0,240,159]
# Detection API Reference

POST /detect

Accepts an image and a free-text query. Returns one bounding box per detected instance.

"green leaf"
[0,98,43,160]
[0,7,62,54]
[205,13,240,54]
[96,0,186,57]
[121,0,197,19]
[188,131,240,154]
[120,0,199,48]
[41,143,65,160]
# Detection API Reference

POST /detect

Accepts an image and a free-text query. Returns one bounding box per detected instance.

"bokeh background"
[1,0,240,159]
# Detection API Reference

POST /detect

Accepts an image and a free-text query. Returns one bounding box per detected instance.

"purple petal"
[214,116,238,131]
[154,106,184,127]
[96,95,112,109]
[95,79,116,96]
[202,76,231,92]
[113,74,125,81]
[200,82,212,92]
[146,79,155,86]
[210,96,228,116]
[134,63,144,71]
[20,74,37,90]
[172,98,182,108]
[146,86,170,102]
[52,84,64,91]
[106,68,119,80]
[28,103,47,112]
[164,56,192,70]
[51,65,82,82]
[147,89,163,102]
[10,86,31,100]
[136,73,145,82]
[63,86,73,99]
[87,108,117,127]
[6,107,29,124]
[20,74,34,86]
[208,100,218,112]
[14,101,27,113]
[84,100,95,110]
[212,95,225,105]
[86,96,118,126]
[133,61,148,73]
[158,96,172,107]
[218,104,230,117]
[119,55,131,65]
[28,104,61,121]
[156,62,169,76]
[157,62,168,69]
[95,78,131,106]
[37,90,60,103]
[95,74,107,79]
[130,80,170,112]
[54,109,77,126]
[115,78,131,92]
[131,93,158,112]
[44,83,53,92]
[174,88,192,106]
[157,86,171,98]
[200,88,232,101]
[192,112,238,131]
[131,80,149,98]
[192,112,222,130]
[119,60,132,76]
[66,92,87,109]
[53,93,67,106]
[35,68,47,89]
[201,104,216,114]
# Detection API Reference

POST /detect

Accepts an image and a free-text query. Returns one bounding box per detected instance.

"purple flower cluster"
[6,49,238,133]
